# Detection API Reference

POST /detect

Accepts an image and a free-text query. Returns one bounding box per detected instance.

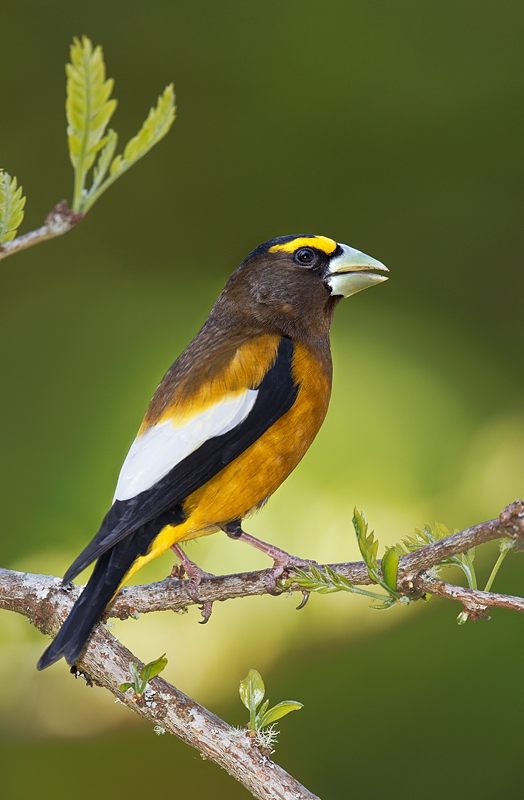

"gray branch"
[415,577,524,619]
[0,500,523,799]
[0,201,84,261]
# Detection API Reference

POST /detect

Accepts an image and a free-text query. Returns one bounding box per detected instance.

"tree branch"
[414,577,524,620]
[109,499,524,620]
[0,500,523,799]
[0,567,319,800]
[0,201,84,261]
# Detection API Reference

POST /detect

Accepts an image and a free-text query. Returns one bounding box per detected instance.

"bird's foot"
[170,544,215,624]
[220,524,316,599]
[265,552,317,597]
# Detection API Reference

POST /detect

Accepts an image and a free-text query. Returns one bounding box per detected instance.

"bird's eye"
[295,247,316,266]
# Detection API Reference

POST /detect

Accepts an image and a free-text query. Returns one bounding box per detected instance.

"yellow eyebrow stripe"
[269,235,337,255]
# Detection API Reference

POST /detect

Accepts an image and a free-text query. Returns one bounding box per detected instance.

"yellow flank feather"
[269,235,337,255]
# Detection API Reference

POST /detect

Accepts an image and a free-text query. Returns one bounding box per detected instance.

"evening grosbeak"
[37,234,388,670]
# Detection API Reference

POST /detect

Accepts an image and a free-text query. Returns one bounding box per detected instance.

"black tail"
[37,521,165,670]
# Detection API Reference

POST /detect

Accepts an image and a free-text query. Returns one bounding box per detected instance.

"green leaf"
[119,656,167,697]
[141,653,168,684]
[290,565,401,606]
[240,669,265,714]
[352,507,407,605]
[65,39,175,215]
[66,36,117,210]
[287,510,410,609]
[90,128,118,195]
[289,565,355,594]
[353,508,380,583]
[395,520,480,591]
[399,522,452,555]
[382,547,400,591]
[368,596,397,611]
[81,84,176,213]
[129,661,141,685]
[456,550,477,590]
[0,171,26,243]
[255,699,270,728]
[110,84,175,176]
[258,701,303,728]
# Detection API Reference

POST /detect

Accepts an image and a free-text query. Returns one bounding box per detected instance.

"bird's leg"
[170,543,214,624]
[220,520,317,597]
[170,543,214,586]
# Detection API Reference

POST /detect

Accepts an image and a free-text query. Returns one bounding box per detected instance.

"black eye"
[295,247,316,266]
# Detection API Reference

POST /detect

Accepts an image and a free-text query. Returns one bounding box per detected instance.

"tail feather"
[37,521,164,670]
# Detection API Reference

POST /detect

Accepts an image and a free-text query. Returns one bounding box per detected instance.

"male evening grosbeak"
[37,234,388,670]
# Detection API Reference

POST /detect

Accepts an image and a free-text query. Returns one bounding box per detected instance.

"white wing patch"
[113,389,258,502]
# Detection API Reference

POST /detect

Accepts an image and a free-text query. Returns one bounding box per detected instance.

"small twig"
[415,575,524,620]
[0,201,84,261]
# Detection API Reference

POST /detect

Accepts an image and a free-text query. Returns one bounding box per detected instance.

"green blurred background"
[1,1,524,797]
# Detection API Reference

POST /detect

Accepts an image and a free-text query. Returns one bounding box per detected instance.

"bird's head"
[216,234,389,340]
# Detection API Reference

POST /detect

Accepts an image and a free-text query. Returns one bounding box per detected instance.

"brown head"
[208,234,389,344]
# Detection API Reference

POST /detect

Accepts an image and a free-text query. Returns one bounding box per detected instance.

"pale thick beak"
[326,244,389,298]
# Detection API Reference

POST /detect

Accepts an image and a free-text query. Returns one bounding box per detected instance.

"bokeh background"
[1,1,524,797]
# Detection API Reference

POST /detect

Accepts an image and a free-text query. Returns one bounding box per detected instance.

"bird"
[37,233,388,670]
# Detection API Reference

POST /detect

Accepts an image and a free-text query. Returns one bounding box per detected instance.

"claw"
[296,590,310,610]
[170,543,215,620]
[198,602,214,624]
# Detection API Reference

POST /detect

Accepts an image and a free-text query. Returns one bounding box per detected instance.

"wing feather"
[113,390,258,501]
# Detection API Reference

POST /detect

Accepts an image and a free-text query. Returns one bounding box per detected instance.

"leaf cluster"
[120,653,168,697]
[291,511,517,627]
[0,36,175,255]
[66,36,176,213]
[239,669,302,732]
[0,172,26,244]
[290,510,502,614]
